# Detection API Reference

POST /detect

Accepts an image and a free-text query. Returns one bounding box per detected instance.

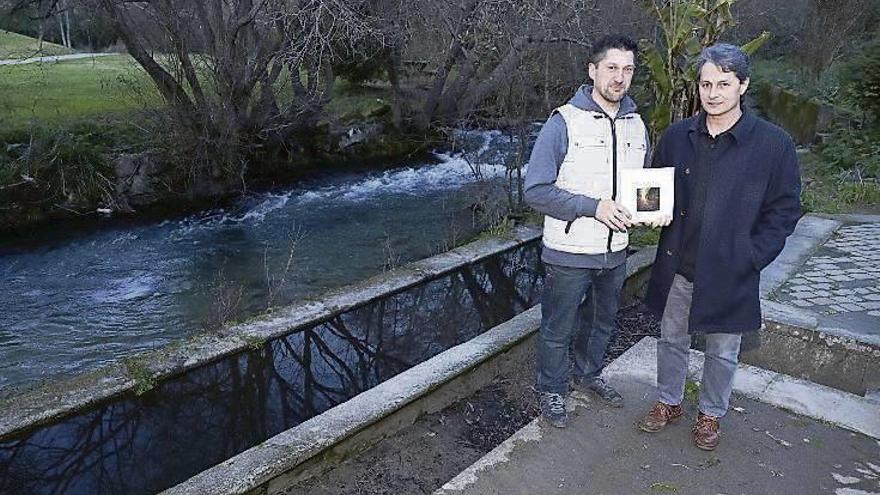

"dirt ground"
[284,303,660,495]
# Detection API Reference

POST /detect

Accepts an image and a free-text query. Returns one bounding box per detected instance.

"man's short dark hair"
[697,44,750,82]
[589,34,639,65]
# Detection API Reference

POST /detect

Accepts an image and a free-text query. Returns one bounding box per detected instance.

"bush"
[847,40,880,120]
[816,125,880,179]
[0,120,138,215]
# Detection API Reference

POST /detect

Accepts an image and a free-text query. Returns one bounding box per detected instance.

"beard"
[598,83,626,103]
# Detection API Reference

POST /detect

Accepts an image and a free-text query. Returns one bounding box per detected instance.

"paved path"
[437,338,880,495]
[0,52,116,66]
[774,220,880,340]
[437,214,880,495]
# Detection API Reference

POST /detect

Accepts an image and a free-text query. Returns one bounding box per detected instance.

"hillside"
[0,29,72,60]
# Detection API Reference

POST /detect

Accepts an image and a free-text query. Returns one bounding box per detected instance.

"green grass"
[0,29,72,59]
[324,81,390,123]
[0,54,159,130]
[0,53,387,132]
[799,151,880,215]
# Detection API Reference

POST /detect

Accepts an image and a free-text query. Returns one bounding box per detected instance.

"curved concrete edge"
[436,421,543,494]
[763,299,880,349]
[813,213,880,224]
[162,306,544,495]
[160,245,659,495]
[760,214,841,298]
[0,226,541,440]
[605,337,880,440]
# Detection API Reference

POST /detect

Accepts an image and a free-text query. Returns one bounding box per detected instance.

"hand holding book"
[596,199,633,233]
[620,167,675,227]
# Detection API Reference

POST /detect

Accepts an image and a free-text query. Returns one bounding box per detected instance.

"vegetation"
[848,40,880,121]
[638,0,768,137]
[0,28,71,59]
[799,152,880,215]
[1,0,879,232]
[0,54,157,128]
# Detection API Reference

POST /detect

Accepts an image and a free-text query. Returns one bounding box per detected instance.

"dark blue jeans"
[536,261,627,395]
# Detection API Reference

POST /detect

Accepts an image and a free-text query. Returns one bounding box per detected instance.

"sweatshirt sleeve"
[523,113,599,221]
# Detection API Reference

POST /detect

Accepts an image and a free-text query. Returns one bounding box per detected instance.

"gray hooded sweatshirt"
[524,85,651,269]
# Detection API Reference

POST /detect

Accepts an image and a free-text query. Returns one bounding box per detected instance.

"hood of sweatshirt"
[567,84,639,118]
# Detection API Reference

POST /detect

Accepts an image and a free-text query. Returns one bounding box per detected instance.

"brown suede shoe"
[692,412,720,450]
[638,402,683,432]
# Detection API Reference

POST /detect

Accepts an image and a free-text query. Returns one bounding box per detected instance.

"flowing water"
[0,131,519,392]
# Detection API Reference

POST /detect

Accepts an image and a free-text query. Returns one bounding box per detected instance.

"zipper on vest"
[565,114,633,240]
[607,115,619,252]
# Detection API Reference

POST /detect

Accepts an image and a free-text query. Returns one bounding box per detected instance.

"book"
[619,167,675,223]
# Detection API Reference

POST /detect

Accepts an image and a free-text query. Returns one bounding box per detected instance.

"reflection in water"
[0,242,542,495]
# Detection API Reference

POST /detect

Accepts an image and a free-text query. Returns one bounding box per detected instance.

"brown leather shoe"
[692,412,720,450]
[638,402,683,432]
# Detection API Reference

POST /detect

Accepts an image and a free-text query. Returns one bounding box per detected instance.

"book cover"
[619,167,675,223]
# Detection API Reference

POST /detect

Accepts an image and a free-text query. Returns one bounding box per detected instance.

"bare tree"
[798,0,876,80]
[378,0,601,131]
[58,0,390,190]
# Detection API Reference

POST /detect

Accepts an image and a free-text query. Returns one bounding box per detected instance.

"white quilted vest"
[543,103,648,254]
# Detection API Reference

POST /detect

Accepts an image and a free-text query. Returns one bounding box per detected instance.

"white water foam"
[170,130,518,234]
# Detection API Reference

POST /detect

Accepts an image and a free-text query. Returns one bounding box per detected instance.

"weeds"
[265,226,306,309]
[122,357,156,396]
[800,151,880,214]
[201,266,245,333]
[684,379,701,403]
[629,225,661,247]
[649,481,679,493]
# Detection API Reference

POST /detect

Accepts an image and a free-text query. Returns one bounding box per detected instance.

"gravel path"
[0,52,116,66]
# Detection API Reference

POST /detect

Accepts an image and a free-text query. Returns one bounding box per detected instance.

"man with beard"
[637,43,801,450]
[525,34,668,427]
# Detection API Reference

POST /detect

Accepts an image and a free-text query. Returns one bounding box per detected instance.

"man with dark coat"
[637,44,801,450]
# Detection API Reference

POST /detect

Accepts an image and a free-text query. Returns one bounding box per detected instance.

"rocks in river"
[113,151,165,211]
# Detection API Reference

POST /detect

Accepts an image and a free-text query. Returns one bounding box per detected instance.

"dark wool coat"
[643,111,802,334]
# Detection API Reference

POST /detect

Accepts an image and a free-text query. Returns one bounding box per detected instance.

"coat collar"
[687,109,757,142]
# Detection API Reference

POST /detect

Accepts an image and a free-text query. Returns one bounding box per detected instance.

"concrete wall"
[161,247,658,495]
[742,320,880,397]
[1,228,545,439]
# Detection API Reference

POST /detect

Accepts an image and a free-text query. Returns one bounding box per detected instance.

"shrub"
[816,125,880,179]
[847,40,880,120]
[0,121,131,214]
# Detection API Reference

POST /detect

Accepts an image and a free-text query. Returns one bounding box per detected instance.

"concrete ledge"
[812,213,880,224]
[0,226,542,440]
[751,303,880,398]
[163,306,542,495]
[760,215,840,298]
[763,298,880,348]
[605,337,880,439]
[161,245,658,495]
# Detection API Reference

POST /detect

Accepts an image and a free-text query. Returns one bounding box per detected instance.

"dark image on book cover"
[637,187,660,212]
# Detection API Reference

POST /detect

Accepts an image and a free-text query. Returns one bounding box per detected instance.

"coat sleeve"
[523,113,599,221]
[750,136,802,270]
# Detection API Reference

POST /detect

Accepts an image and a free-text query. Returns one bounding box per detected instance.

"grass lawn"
[0,52,388,133]
[800,151,880,215]
[0,29,72,60]
[0,54,160,131]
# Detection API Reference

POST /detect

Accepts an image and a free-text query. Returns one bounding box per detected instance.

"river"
[0,130,519,392]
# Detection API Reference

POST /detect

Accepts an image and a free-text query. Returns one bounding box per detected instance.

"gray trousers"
[657,274,742,418]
